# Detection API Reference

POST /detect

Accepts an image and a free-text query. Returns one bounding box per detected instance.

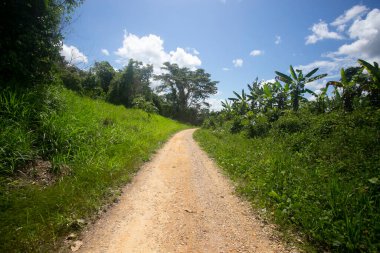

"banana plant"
[228,89,249,115]
[326,68,362,112]
[275,66,327,111]
[358,59,380,107]
[262,83,274,110]
[221,99,233,113]
[270,81,290,110]
[247,78,264,111]
[307,87,328,113]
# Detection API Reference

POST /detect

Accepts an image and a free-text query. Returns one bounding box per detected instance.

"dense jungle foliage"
[197,63,380,252]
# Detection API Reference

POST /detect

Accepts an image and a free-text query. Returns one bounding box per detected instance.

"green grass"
[0,86,187,252]
[194,110,380,252]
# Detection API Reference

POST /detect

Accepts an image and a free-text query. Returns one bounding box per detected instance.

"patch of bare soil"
[15,159,70,186]
[72,129,299,253]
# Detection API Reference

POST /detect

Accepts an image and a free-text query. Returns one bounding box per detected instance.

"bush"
[246,114,270,138]
[230,116,246,133]
[272,112,308,134]
[132,96,158,114]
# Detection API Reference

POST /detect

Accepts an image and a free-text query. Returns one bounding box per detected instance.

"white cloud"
[262,79,276,84]
[275,35,281,45]
[331,5,369,28]
[115,32,168,68]
[169,48,201,69]
[297,5,380,93]
[250,50,263,57]
[306,79,327,91]
[206,97,224,111]
[295,60,341,75]
[222,67,230,71]
[115,31,201,72]
[186,48,200,55]
[334,8,380,63]
[232,58,243,67]
[305,20,343,44]
[60,44,88,65]
[101,49,110,56]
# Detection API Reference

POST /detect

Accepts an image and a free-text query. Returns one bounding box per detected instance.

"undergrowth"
[0,85,187,252]
[194,110,380,252]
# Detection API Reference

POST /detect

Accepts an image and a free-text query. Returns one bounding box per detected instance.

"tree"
[275,66,327,111]
[58,59,84,92]
[154,62,218,121]
[0,0,83,88]
[108,59,153,107]
[91,61,115,93]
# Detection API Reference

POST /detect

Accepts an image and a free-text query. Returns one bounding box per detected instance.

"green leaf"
[305,68,319,78]
[284,83,290,92]
[326,81,343,88]
[358,59,380,84]
[368,177,379,184]
[233,91,242,100]
[268,190,281,201]
[263,84,272,97]
[308,74,327,83]
[275,71,292,84]
[290,65,297,80]
[340,68,348,84]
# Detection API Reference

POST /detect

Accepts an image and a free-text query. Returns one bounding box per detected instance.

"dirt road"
[77,129,296,253]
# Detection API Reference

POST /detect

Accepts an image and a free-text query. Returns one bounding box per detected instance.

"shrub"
[246,114,270,138]
[132,96,158,114]
[272,112,308,134]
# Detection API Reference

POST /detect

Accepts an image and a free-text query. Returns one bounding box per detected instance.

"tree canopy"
[154,62,218,121]
[0,0,83,88]
[108,60,153,107]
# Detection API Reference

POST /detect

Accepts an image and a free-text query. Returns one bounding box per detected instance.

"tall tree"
[154,62,218,121]
[91,61,115,93]
[108,59,153,107]
[0,0,83,88]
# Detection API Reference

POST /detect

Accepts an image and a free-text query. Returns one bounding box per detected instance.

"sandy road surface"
[77,129,296,253]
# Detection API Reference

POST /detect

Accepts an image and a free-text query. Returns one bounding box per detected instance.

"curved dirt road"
[77,129,296,253]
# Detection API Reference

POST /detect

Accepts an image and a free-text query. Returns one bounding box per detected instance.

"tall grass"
[0,86,187,252]
[195,110,380,252]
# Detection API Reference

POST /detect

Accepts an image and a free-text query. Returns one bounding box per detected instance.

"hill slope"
[0,86,187,252]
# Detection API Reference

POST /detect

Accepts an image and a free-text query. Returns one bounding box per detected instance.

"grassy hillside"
[0,86,187,252]
[195,110,380,252]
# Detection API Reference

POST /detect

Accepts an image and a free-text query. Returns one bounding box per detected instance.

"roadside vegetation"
[196,63,380,252]
[0,86,187,251]
[0,1,211,251]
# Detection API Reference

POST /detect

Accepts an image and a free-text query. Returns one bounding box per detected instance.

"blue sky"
[61,0,380,110]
